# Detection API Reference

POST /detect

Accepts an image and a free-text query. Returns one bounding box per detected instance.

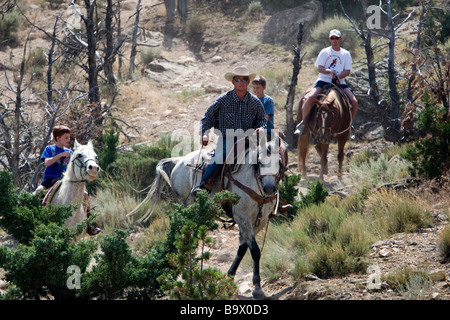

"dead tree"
[129,0,141,79]
[380,0,418,127]
[0,30,36,187]
[340,0,380,104]
[406,0,428,102]
[284,23,305,148]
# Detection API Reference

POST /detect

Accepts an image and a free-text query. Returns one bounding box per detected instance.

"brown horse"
[296,86,353,180]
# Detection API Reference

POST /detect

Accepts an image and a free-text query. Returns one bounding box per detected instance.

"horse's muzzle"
[86,163,100,179]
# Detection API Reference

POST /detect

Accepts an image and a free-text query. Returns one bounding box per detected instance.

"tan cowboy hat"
[224,65,256,82]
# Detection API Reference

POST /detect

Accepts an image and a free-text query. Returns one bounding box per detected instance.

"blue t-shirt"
[41,145,73,180]
[259,95,274,132]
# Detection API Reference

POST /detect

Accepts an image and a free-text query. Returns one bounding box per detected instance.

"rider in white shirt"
[296,29,358,135]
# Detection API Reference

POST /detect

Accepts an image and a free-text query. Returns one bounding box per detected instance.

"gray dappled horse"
[128,135,284,299]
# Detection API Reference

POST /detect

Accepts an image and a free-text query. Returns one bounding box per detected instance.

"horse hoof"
[252,288,265,300]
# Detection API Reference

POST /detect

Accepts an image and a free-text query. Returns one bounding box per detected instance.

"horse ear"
[74,139,80,150]
[87,139,93,149]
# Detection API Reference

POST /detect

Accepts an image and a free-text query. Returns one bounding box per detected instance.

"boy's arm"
[44,151,71,167]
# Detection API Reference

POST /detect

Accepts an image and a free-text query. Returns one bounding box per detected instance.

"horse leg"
[228,236,265,300]
[228,242,248,278]
[248,236,265,300]
[297,133,310,178]
[315,142,329,180]
[337,137,347,179]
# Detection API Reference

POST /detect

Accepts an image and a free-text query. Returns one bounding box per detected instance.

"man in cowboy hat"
[191,65,267,194]
[295,29,358,135]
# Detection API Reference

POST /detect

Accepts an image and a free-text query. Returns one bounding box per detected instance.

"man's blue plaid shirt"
[200,90,267,138]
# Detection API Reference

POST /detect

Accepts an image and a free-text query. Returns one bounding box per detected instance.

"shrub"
[140,47,161,66]
[402,92,450,180]
[438,225,450,260]
[275,173,328,223]
[0,170,74,244]
[0,222,97,299]
[160,190,238,300]
[306,15,360,58]
[0,10,19,48]
[106,144,171,191]
[185,15,205,43]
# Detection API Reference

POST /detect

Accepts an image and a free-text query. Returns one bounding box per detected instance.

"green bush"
[402,92,449,180]
[0,221,97,299]
[0,170,74,244]
[159,190,238,300]
[140,48,161,66]
[106,144,171,191]
[0,10,19,48]
[274,173,328,222]
[306,15,360,59]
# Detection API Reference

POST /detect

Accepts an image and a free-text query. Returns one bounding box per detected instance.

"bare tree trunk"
[129,0,141,79]
[84,0,100,103]
[386,1,400,124]
[340,0,380,104]
[284,23,305,148]
[104,0,116,87]
[407,0,427,102]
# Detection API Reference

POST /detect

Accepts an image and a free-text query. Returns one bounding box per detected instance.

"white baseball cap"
[329,29,342,38]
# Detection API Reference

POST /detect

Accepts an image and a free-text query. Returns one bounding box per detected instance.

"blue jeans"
[200,139,228,186]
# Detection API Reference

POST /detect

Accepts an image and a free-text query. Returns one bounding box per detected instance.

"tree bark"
[284,23,304,148]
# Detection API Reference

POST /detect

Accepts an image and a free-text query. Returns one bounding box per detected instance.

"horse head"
[256,134,283,195]
[315,94,339,139]
[71,139,101,182]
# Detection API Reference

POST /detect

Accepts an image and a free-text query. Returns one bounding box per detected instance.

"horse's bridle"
[224,148,284,227]
[71,155,99,182]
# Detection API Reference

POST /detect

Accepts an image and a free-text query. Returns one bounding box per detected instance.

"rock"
[211,56,223,63]
[216,253,232,263]
[431,292,440,300]
[379,248,391,257]
[238,281,252,295]
[144,59,185,83]
[429,271,446,282]
[261,0,322,47]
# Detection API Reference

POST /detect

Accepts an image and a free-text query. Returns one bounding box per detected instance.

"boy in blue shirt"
[35,125,73,193]
[252,76,274,137]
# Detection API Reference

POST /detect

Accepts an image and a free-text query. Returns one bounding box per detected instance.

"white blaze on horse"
[296,86,354,181]
[48,139,100,228]
[128,135,285,299]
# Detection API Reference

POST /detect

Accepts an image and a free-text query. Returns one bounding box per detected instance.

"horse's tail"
[126,157,177,224]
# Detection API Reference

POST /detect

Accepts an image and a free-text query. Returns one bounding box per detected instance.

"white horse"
[128,136,284,299]
[48,139,100,228]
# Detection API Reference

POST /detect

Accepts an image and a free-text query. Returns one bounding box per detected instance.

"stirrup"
[295,121,307,135]
[191,184,209,196]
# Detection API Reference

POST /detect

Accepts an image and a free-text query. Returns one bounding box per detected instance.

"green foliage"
[275,173,328,222]
[438,225,450,260]
[0,223,97,299]
[0,10,19,47]
[300,179,329,208]
[185,15,205,43]
[140,47,161,66]
[98,121,120,173]
[0,170,74,244]
[159,191,238,300]
[402,92,450,179]
[24,47,48,78]
[106,143,171,191]
[81,229,164,299]
[306,14,360,58]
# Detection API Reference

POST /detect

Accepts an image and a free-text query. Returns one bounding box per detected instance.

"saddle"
[42,180,62,206]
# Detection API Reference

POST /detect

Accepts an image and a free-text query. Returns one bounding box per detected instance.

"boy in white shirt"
[296,29,358,135]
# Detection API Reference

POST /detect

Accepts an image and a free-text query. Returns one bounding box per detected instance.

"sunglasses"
[330,37,341,40]
[233,77,249,83]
